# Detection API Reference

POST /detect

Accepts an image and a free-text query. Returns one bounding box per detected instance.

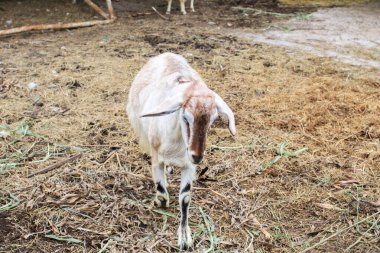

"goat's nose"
[191,155,203,164]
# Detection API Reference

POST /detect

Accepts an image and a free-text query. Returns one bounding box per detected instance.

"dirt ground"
[1,0,379,252]
[235,0,380,70]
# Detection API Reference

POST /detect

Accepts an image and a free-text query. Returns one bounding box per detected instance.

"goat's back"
[128,53,195,111]
[126,53,196,154]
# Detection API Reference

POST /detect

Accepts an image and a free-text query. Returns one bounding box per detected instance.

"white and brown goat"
[166,0,195,14]
[126,52,236,249]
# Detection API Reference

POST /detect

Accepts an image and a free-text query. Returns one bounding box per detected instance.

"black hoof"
[179,243,193,251]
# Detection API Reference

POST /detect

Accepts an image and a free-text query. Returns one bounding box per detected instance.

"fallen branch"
[84,0,109,19]
[151,7,170,21]
[27,153,82,178]
[0,19,114,36]
[0,0,116,36]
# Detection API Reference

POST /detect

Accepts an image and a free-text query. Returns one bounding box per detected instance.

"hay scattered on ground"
[1,0,379,252]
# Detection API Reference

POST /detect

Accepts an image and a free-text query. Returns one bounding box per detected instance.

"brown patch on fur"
[191,111,208,155]
[184,95,216,156]
[151,135,161,150]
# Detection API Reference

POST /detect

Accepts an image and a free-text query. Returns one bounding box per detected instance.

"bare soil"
[0,0,379,252]
[234,1,380,69]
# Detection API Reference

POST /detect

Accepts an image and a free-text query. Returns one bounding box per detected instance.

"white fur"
[127,52,235,249]
[166,0,195,15]
[127,53,202,167]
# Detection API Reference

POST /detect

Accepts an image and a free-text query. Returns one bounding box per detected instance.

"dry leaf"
[315,203,344,211]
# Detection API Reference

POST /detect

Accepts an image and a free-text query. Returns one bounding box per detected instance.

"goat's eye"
[183,117,188,124]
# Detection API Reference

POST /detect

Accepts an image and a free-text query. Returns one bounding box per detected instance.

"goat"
[126,52,236,249]
[166,0,195,15]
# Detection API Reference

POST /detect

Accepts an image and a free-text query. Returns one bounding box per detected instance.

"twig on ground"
[193,186,230,201]
[27,153,82,178]
[344,236,362,252]
[300,211,380,253]
[24,230,51,239]
[220,173,257,183]
[115,152,123,169]
[244,228,255,252]
[151,7,170,21]
[231,6,294,17]
[103,151,116,165]
[77,144,121,148]
[252,217,272,240]
[211,144,254,151]
[124,172,151,181]
[84,0,109,19]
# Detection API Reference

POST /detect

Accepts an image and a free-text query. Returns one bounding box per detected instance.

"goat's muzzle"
[191,155,203,164]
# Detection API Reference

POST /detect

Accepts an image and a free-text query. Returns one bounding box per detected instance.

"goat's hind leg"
[178,164,195,249]
[179,0,187,14]
[190,0,195,12]
[151,153,169,208]
[166,0,173,14]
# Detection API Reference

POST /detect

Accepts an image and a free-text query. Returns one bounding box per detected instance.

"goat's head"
[140,80,236,165]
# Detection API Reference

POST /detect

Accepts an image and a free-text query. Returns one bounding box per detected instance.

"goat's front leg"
[178,164,196,249]
[151,153,169,208]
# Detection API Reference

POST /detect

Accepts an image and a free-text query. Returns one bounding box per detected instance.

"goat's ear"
[213,92,236,136]
[140,83,191,118]
[140,97,182,117]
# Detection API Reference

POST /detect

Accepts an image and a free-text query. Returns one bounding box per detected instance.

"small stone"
[0,131,9,138]
[208,21,216,25]
[27,82,39,91]
[5,20,12,27]
[50,106,64,113]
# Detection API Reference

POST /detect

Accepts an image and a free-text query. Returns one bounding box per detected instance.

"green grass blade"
[97,239,112,253]
[153,209,177,218]
[0,193,20,213]
[199,207,216,253]
[277,142,287,156]
[45,234,83,244]
[287,147,309,157]
[266,155,282,168]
